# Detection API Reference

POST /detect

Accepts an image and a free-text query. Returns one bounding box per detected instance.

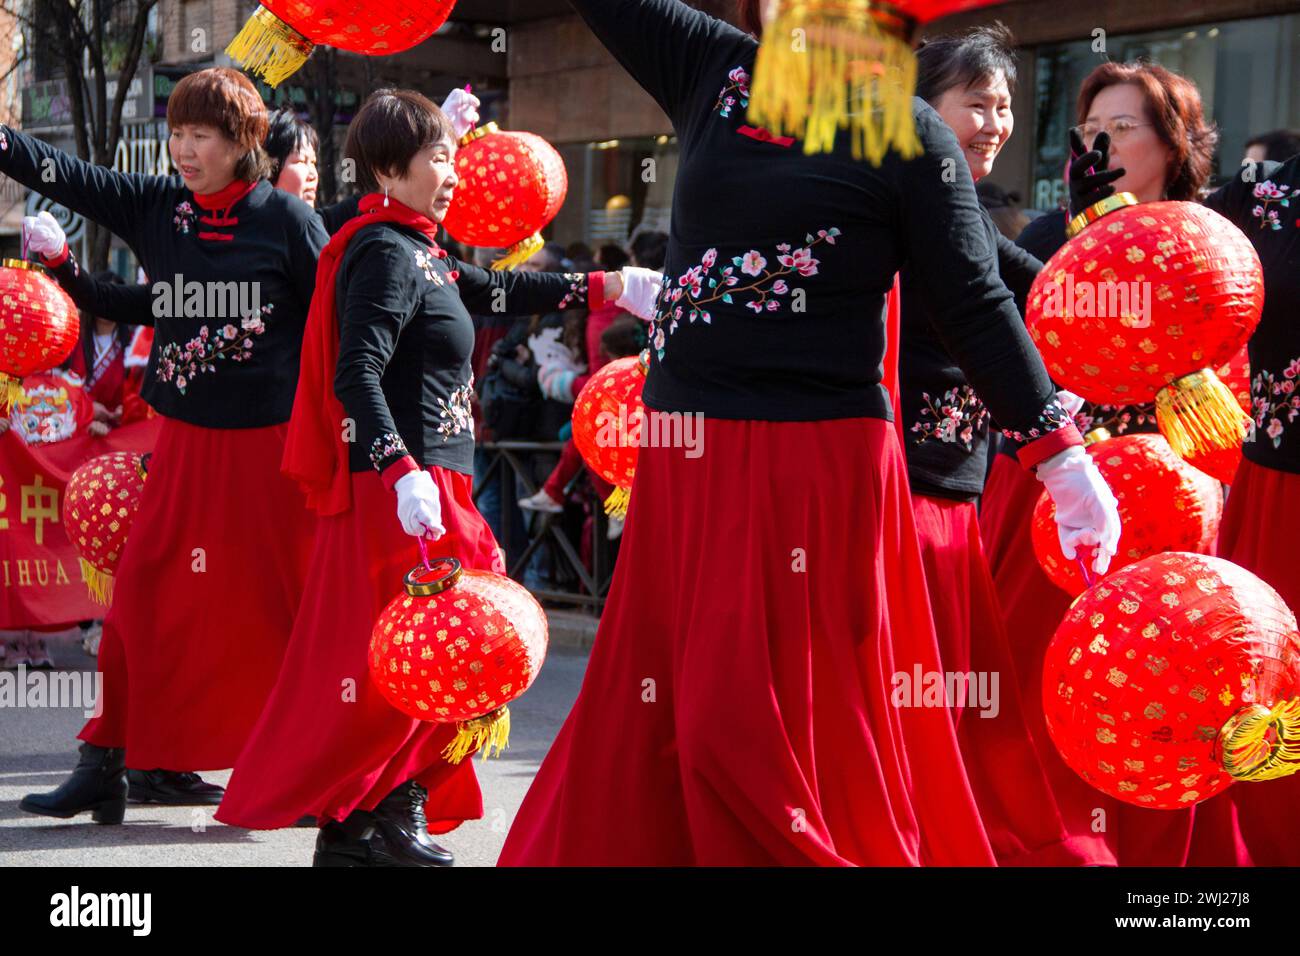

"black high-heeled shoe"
[19,743,127,824]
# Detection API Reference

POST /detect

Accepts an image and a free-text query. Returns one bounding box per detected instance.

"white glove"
[441,89,481,140]
[1056,389,1085,417]
[23,211,66,259]
[1036,445,1121,576]
[616,266,663,322]
[395,470,446,539]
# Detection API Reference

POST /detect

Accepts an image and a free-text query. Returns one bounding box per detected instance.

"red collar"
[193,179,257,211]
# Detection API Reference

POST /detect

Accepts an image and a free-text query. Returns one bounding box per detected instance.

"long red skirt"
[912,494,1105,865]
[499,417,998,866]
[216,465,501,832]
[79,417,314,770]
[1187,458,1300,865]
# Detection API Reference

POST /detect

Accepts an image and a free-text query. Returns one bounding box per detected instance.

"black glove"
[1067,129,1127,218]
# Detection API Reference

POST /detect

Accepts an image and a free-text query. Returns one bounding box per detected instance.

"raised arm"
[43,249,156,327]
[0,125,163,246]
[898,104,1079,467]
[451,259,610,317]
[333,241,420,477]
[566,0,746,125]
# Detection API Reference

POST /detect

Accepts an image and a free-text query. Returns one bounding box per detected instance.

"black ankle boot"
[312,782,454,867]
[19,743,127,824]
[127,769,224,806]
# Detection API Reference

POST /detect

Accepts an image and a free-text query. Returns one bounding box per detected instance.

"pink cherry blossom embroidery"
[713,67,750,119]
[1251,357,1300,448]
[1250,180,1291,231]
[912,385,989,452]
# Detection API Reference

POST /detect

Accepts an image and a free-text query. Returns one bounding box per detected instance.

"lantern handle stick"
[1077,547,1096,589]
[20,217,28,261]
[416,532,433,573]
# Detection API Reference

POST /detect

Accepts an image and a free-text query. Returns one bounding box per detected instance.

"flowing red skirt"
[499,417,998,866]
[216,465,501,832]
[79,417,315,770]
[912,494,1104,865]
[978,454,1197,866]
[1187,458,1300,865]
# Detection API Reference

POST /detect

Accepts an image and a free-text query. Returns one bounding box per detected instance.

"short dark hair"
[735,0,762,37]
[344,89,454,193]
[167,67,271,183]
[915,23,1018,103]
[1245,129,1300,163]
[630,230,668,270]
[598,244,630,270]
[601,315,648,360]
[264,108,319,184]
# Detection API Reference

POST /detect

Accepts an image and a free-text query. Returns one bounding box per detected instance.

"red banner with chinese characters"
[0,418,161,628]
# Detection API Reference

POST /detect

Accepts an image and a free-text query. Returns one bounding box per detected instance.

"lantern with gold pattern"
[62,452,150,605]
[369,556,548,763]
[571,352,648,520]
[1042,552,1300,810]
[440,123,568,270]
[0,259,79,410]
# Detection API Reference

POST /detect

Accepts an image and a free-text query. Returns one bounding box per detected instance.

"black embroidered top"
[1204,157,1300,474]
[0,125,327,429]
[900,206,1041,501]
[568,0,1076,457]
[334,221,602,477]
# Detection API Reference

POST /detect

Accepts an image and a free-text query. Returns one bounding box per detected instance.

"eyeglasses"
[1073,120,1154,144]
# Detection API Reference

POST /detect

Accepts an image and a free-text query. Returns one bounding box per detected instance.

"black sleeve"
[287,209,328,313]
[500,355,539,392]
[993,226,1043,316]
[1203,160,1285,228]
[451,260,601,317]
[0,125,161,245]
[333,239,420,474]
[46,251,155,327]
[318,195,361,235]
[896,105,1062,440]
[566,0,745,125]
[1014,209,1069,263]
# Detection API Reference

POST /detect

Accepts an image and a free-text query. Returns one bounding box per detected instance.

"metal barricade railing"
[473,440,614,614]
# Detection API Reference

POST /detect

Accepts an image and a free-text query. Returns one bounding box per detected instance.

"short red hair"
[736,0,763,36]
[1077,62,1218,202]
[167,67,269,156]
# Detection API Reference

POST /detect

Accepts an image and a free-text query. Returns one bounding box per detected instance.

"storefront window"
[1030,14,1300,212]
[548,136,679,249]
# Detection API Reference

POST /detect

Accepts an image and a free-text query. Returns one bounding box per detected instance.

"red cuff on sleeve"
[1016,424,1084,472]
[587,271,606,310]
[41,243,69,268]
[381,455,420,492]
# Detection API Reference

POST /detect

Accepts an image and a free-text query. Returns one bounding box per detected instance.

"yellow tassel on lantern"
[79,558,114,607]
[1218,697,1300,782]
[491,233,545,271]
[442,707,512,764]
[226,6,314,88]
[1155,368,1252,459]
[748,0,922,164]
[603,486,631,520]
[0,373,24,412]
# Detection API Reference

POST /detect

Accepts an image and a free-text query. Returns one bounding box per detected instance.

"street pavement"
[0,629,589,867]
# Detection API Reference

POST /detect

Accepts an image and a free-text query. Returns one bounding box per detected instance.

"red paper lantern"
[0,260,79,410]
[1043,552,1300,809]
[571,352,648,519]
[748,0,1003,162]
[62,452,150,605]
[227,0,458,86]
[1179,347,1251,484]
[369,556,548,763]
[1031,433,1223,596]
[440,123,568,270]
[1026,201,1264,460]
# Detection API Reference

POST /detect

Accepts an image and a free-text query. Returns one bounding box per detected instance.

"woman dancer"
[16,67,327,822]
[895,25,1113,866]
[215,89,634,866]
[498,0,1119,866]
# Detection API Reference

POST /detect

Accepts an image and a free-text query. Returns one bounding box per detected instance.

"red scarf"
[282,193,441,515]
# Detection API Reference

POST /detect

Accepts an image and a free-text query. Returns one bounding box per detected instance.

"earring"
[383,184,390,208]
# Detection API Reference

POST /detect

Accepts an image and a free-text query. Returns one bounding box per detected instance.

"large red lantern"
[748,0,1004,163]
[571,352,648,519]
[227,1,458,87]
[1026,200,1264,461]
[369,556,548,763]
[440,123,568,270]
[0,260,79,410]
[1031,432,1223,596]
[1183,347,1251,484]
[62,452,150,605]
[1043,552,1300,809]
